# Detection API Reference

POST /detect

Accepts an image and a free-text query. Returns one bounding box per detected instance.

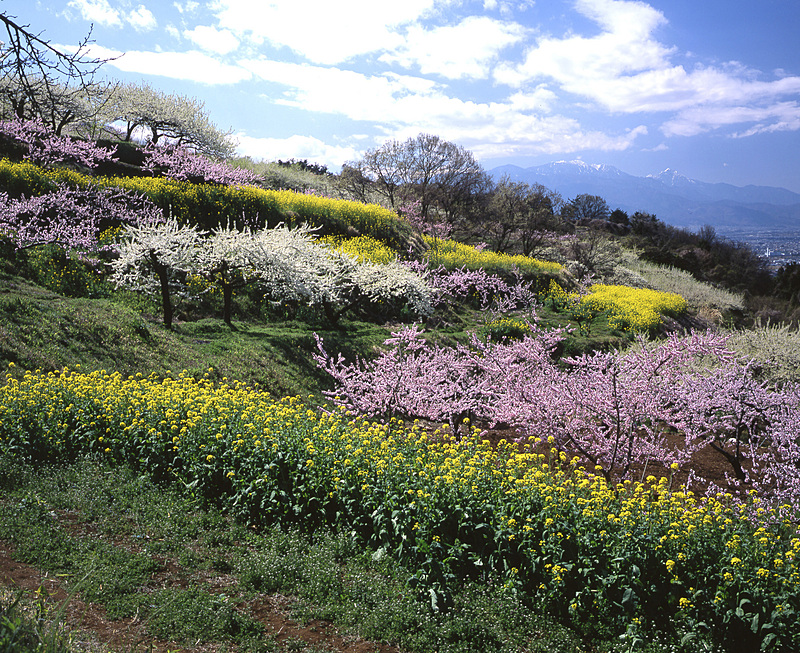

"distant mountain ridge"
[489,161,800,233]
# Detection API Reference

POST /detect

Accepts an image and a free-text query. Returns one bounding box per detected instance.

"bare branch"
[0,12,114,132]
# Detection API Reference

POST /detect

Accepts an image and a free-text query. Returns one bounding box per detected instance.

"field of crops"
[582,284,688,332]
[1,366,797,650]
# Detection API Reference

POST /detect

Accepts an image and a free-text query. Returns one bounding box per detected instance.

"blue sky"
[5,0,800,192]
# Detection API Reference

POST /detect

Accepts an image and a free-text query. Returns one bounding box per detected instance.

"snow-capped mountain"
[489,161,800,233]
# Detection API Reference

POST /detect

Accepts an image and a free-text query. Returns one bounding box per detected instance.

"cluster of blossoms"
[401,260,539,315]
[142,143,260,186]
[0,118,115,169]
[398,197,452,240]
[0,182,162,255]
[111,218,433,328]
[0,118,259,257]
[1,367,798,650]
[582,283,688,332]
[322,234,398,265]
[316,324,800,512]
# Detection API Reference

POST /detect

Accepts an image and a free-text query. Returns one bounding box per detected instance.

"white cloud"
[240,57,647,157]
[497,0,672,95]
[494,0,800,139]
[129,5,157,31]
[235,133,360,165]
[240,59,442,123]
[67,0,155,31]
[86,45,252,84]
[380,16,526,80]
[213,0,438,64]
[174,1,199,13]
[663,101,800,138]
[67,0,122,27]
[184,25,240,55]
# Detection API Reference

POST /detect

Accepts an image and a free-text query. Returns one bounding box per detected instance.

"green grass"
[0,587,75,653]
[0,457,589,653]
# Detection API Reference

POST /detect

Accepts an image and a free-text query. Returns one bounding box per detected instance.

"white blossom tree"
[111,216,204,330]
[102,81,235,158]
[113,220,433,327]
[319,252,433,323]
[200,225,433,325]
[192,223,331,326]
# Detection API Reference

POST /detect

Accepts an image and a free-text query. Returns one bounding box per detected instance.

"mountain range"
[489,161,800,235]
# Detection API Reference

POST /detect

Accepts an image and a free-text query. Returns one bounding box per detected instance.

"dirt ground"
[0,536,401,653]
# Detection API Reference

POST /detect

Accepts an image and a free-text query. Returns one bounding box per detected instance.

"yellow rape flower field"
[1,367,798,649]
[423,235,564,276]
[581,284,688,332]
[322,234,398,264]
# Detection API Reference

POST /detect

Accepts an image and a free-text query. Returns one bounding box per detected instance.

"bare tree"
[336,163,383,204]
[482,177,563,255]
[0,12,112,134]
[348,133,489,237]
[347,138,407,208]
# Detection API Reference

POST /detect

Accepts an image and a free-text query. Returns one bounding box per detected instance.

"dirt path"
[0,540,401,653]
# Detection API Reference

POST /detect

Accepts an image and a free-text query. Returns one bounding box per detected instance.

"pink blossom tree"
[143,143,259,186]
[314,323,487,426]
[316,325,800,509]
[0,117,115,168]
[0,183,160,254]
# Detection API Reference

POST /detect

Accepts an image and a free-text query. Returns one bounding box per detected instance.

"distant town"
[726,230,800,272]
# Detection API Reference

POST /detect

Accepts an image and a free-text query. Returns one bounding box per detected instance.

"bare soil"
[0,536,401,653]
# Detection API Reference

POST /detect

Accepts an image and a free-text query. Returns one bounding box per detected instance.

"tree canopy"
[102,81,235,158]
[347,133,489,226]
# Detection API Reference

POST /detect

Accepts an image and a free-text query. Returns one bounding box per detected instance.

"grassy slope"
[0,270,641,401]
[0,276,392,400]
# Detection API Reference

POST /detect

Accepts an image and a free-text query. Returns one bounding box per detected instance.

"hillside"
[2,139,800,653]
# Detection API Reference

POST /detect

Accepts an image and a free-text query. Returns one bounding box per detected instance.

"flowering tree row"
[0,117,259,187]
[0,117,115,169]
[0,180,162,254]
[111,217,433,329]
[141,142,260,186]
[315,324,800,513]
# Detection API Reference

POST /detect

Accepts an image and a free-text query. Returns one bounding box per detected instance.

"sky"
[4,0,800,192]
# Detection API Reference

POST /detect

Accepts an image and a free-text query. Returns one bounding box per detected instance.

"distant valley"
[489,160,800,238]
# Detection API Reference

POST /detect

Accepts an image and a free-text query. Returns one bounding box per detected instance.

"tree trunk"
[223,284,233,326]
[709,441,746,481]
[322,300,339,325]
[150,251,173,330]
